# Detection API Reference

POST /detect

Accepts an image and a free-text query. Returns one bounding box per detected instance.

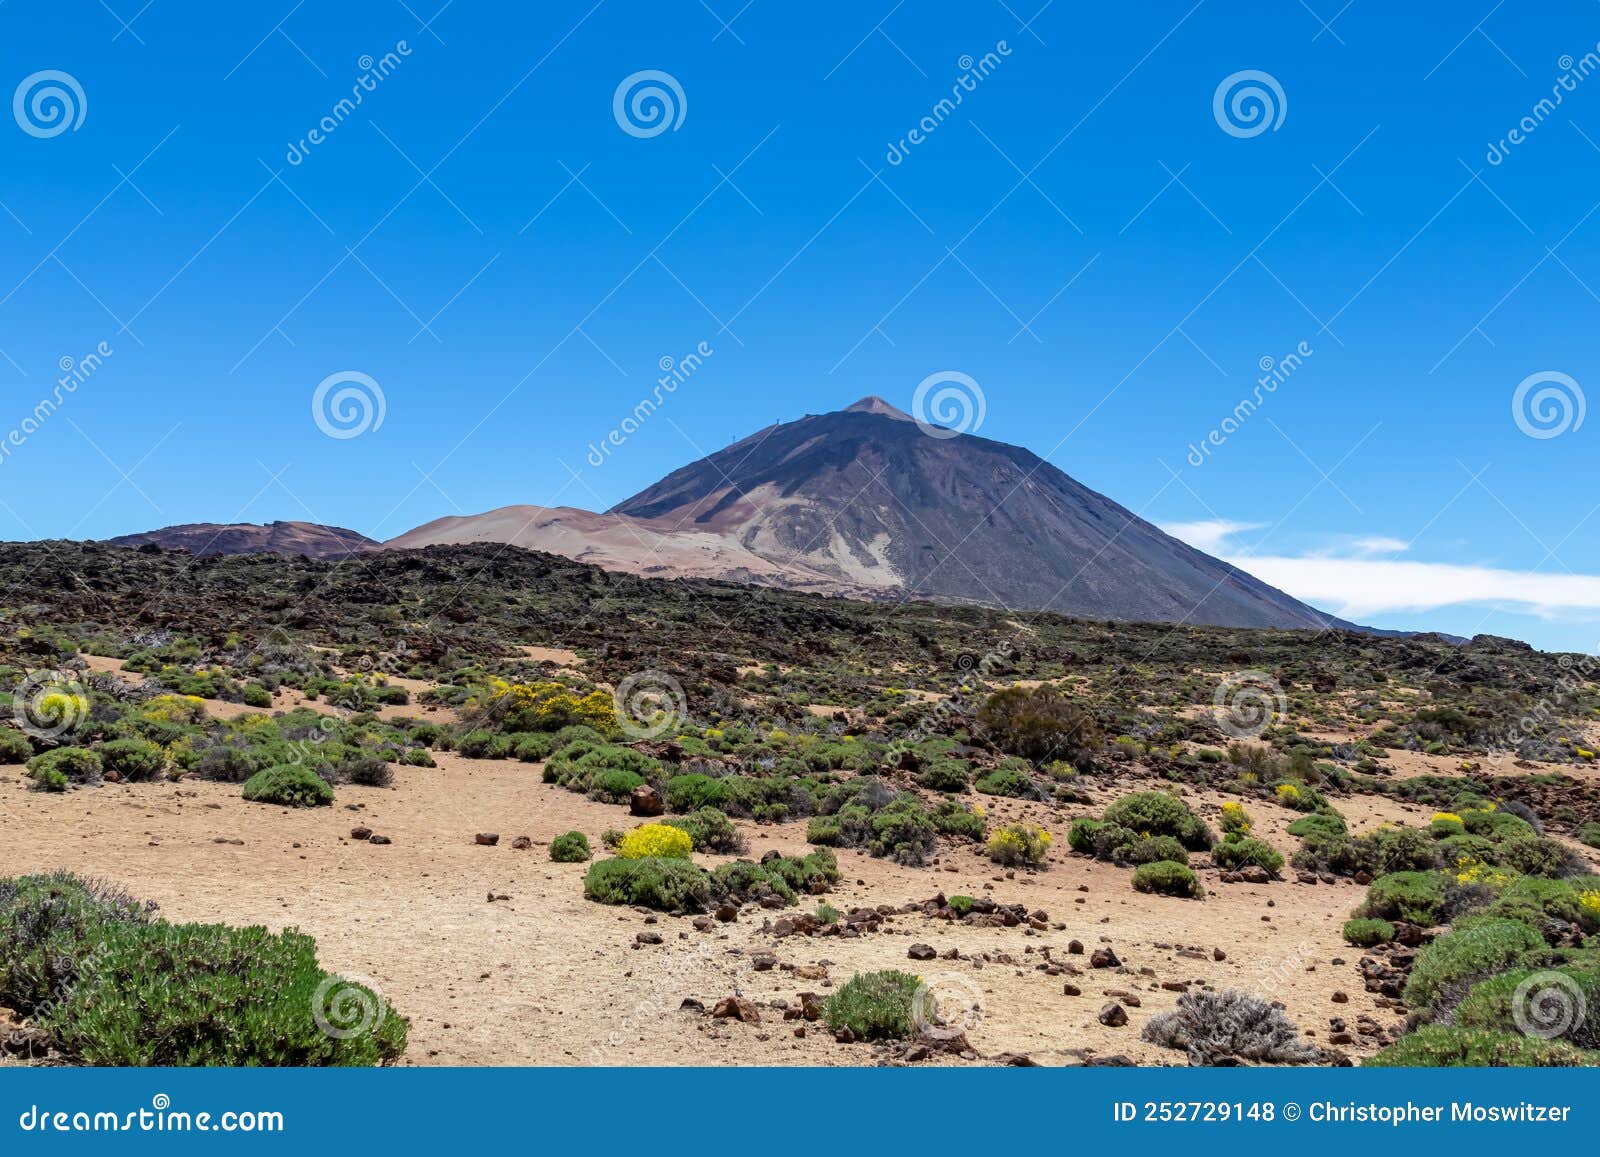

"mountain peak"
[842,395,913,421]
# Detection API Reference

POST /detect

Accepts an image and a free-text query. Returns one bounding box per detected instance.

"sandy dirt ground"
[0,752,1472,1068]
[8,661,1595,1067]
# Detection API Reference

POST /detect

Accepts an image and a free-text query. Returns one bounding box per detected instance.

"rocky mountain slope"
[103,521,377,560]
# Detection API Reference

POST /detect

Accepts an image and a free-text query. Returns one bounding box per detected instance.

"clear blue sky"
[3,1,1599,652]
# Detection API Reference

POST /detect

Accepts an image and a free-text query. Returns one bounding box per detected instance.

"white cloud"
[1159,519,1264,556]
[1230,555,1600,620]
[1160,520,1600,621]
[1347,535,1409,557]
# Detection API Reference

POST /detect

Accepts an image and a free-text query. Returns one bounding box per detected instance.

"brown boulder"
[711,997,761,1024]
[1098,1003,1128,1027]
[630,785,665,817]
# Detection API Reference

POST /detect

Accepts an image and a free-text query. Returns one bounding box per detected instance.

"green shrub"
[25,746,101,790]
[549,831,591,862]
[241,764,334,807]
[823,970,924,1040]
[866,798,938,865]
[1118,835,1189,867]
[1435,833,1497,866]
[455,729,501,758]
[98,737,165,782]
[763,848,840,894]
[976,685,1101,767]
[711,860,796,906]
[1356,826,1439,874]
[1358,871,1447,925]
[1104,791,1213,850]
[192,744,266,783]
[582,857,711,912]
[1067,816,1103,853]
[1286,811,1346,840]
[806,815,841,845]
[1405,919,1547,1008]
[1342,917,1397,947]
[1290,833,1361,875]
[664,807,745,854]
[1486,877,1598,932]
[1494,835,1583,879]
[1132,860,1203,899]
[973,767,1034,797]
[342,755,393,787]
[512,732,556,762]
[948,894,975,917]
[0,873,148,1015]
[666,772,728,812]
[43,920,406,1066]
[1212,837,1285,875]
[1366,1025,1600,1067]
[590,767,644,801]
[930,798,985,841]
[1454,969,1600,1049]
[1090,823,1140,861]
[1577,821,1600,850]
[242,683,273,708]
[1462,809,1535,842]
[918,759,970,792]
[0,728,34,764]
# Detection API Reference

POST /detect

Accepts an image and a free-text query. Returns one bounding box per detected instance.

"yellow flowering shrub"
[33,689,89,728]
[617,823,693,860]
[471,677,617,734]
[1454,855,1513,889]
[1274,783,1301,804]
[1429,811,1466,835]
[140,694,208,725]
[986,822,1052,868]
[1220,802,1252,837]
[1579,890,1600,920]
